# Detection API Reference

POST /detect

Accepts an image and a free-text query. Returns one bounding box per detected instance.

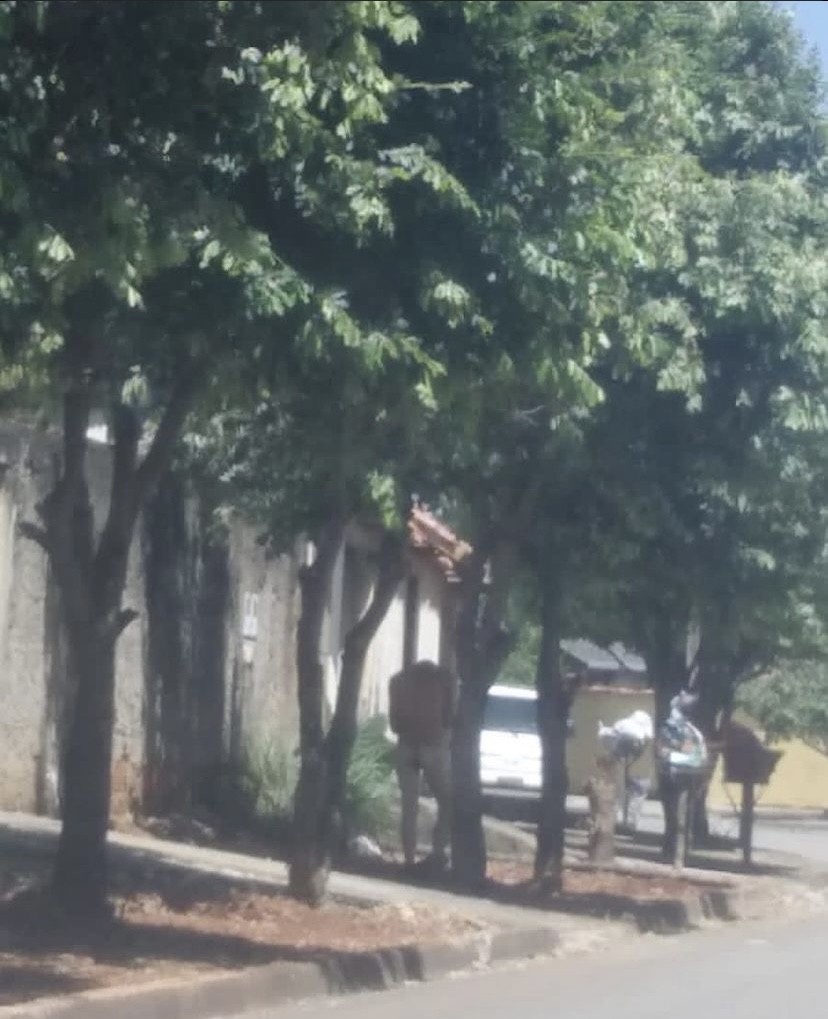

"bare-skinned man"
[388,659,457,872]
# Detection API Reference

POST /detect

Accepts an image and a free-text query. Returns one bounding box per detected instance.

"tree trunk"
[673,785,690,870]
[143,472,193,814]
[52,621,117,912]
[689,694,718,847]
[288,521,343,905]
[643,613,690,864]
[534,577,569,892]
[306,535,404,876]
[451,674,488,886]
[450,540,514,888]
[50,499,151,910]
[22,373,198,913]
[740,781,755,869]
[691,618,738,847]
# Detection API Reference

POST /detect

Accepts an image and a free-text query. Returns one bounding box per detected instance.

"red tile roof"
[407,504,472,581]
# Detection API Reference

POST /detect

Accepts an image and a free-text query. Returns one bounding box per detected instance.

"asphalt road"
[234,911,828,1019]
[645,802,828,867]
[486,790,828,869]
[729,814,828,863]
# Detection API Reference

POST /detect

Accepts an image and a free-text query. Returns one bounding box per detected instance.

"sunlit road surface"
[234,910,827,1019]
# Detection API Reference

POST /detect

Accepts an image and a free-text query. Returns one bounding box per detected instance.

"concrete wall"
[570,694,828,810]
[223,523,302,768]
[0,434,51,812]
[707,720,828,811]
[413,558,443,664]
[360,586,406,720]
[0,424,304,818]
[0,423,448,818]
[324,531,448,725]
[567,686,657,794]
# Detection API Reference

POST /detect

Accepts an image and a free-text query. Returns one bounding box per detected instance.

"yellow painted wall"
[707,732,828,811]
[568,691,828,809]
[567,686,656,794]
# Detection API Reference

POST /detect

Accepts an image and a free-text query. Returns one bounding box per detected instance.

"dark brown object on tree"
[720,719,782,870]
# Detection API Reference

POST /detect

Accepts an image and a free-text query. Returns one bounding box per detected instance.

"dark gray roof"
[560,638,621,671]
[609,642,647,673]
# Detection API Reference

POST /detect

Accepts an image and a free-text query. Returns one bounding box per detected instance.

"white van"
[479,684,542,792]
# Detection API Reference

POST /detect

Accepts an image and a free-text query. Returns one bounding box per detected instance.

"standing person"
[389,659,456,872]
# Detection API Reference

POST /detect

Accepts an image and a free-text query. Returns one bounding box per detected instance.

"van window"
[484,695,537,734]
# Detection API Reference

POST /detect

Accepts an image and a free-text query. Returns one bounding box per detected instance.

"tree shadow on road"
[591,829,800,879]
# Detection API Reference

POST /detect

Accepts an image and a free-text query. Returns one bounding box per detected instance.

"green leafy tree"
[186,13,479,900]
[366,0,726,885]
[0,0,444,912]
[609,1,828,721]
[554,0,828,855]
[469,0,828,878]
[198,329,454,903]
[738,662,828,753]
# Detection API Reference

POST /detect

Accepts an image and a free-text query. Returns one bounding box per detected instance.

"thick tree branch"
[94,402,142,588]
[19,521,50,553]
[61,384,92,500]
[96,372,199,617]
[296,514,348,756]
[300,513,348,588]
[111,607,140,640]
[34,375,95,621]
[108,402,141,526]
[342,533,406,650]
[134,370,201,502]
[39,382,93,547]
[325,532,405,802]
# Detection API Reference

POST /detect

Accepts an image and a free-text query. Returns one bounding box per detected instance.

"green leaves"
[379,145,476,211]
[3,0,828,721]
[422,275,474,330]
[37,231,75,266]
[738,662,828,752]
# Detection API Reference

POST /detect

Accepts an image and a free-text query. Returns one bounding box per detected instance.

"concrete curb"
[747,808,828,823]
[617,878,820,932]
[559,857,769,932]
[0,926,561,1019]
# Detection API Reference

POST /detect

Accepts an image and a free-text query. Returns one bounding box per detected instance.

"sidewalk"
[2,809,824,1019]
[0,809,626,1019]
[0,810,623,947]
[1,807,811,933]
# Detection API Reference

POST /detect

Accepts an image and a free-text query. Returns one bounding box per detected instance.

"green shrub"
[344,716,395,839]
[241,740,298,823]
[238,717,394,841]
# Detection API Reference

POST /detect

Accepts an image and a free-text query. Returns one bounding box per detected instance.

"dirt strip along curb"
[0,927,561,1019]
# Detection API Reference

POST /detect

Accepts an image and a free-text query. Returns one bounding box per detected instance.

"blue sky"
[789,1,828,80]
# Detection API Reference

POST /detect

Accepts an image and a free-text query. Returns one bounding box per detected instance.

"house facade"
[0,422,460,821]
